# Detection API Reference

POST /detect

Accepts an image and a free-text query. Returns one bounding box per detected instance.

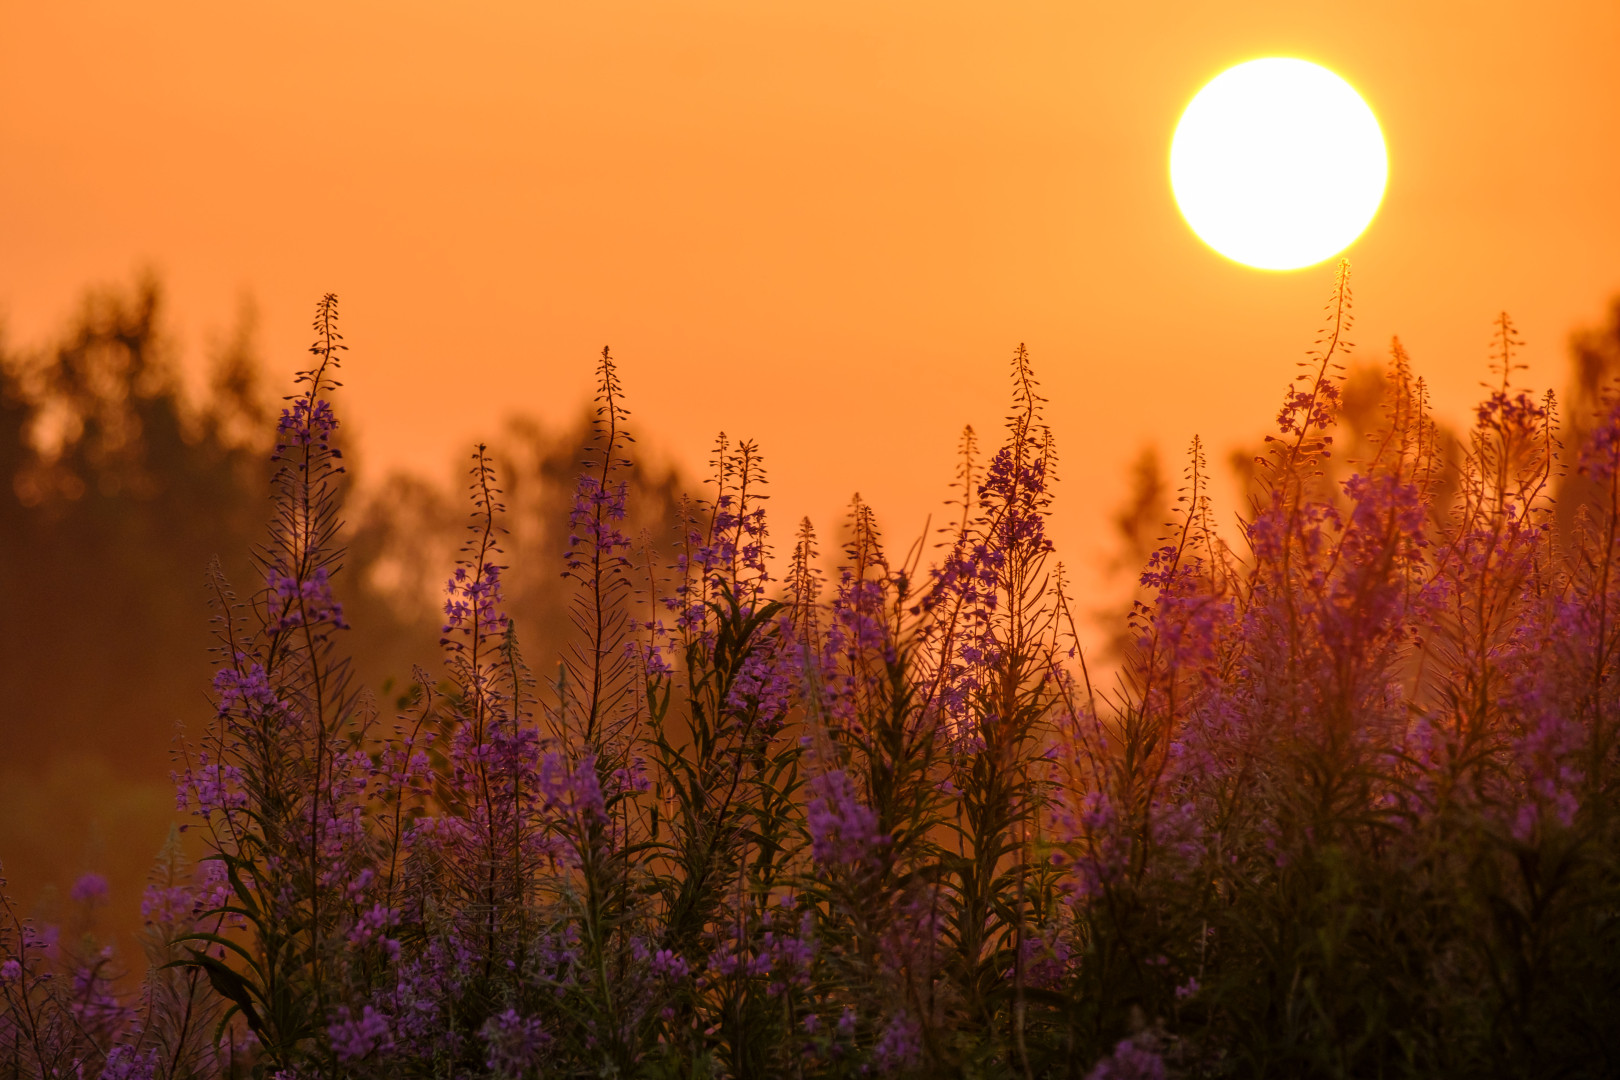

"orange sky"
[4,0,1619,587]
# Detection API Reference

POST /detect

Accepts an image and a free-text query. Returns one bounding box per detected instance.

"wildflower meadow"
[3,264,1618,1079]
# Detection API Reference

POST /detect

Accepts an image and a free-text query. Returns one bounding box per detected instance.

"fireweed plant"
[4,266,1620,1078]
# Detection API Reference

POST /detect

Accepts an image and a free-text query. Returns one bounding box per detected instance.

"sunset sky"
[4,0,1619,583]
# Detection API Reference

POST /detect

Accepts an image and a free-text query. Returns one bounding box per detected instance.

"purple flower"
[765,927,815,992]
[211,661,280,717]
[651,948,690,981]
[100,1046,158,1080]
[0,959,20,981]
[266,566,347,631]
[329,1004,394,1061]
[538,752,607,823]
[1005,930,1072,989]
[141,882,198,925]
[565,475,632,576]
[69,947,129,1030]
[1580,392,1620,483]
[724,627,801,725]
[275,394,338,451]
[806,769,886,866]
[872,1010,923,1071]
[481,1009,549,1076]
[69,872,108,906]
[613,757,652,796]
[348,903,401,957]
[1086,1035,1167,1080]
[178,753,249,816]
[442,561,510,638]
[640,636,674,677]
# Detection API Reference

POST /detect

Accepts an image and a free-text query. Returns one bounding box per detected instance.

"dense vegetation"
[4,266,1620,1078]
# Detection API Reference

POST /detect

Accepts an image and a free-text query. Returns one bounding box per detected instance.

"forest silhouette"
[0,277,685,960]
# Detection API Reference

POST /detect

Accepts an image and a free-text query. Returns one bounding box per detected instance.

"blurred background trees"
[0,276,684,966]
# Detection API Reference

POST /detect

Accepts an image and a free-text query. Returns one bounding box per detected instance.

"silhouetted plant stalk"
[5,265,1620,1078]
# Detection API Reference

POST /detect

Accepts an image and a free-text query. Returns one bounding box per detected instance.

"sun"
[1170,58,1387,271]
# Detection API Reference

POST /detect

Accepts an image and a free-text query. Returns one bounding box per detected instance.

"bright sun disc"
[1170,58,1387,271]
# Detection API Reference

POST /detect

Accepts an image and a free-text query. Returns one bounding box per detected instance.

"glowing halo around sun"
[1170,58,1387,271]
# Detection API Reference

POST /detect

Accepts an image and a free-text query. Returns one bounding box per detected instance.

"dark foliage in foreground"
[4,266,1620,1078]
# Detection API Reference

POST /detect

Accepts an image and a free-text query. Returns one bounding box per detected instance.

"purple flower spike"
[70,873,109,906]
